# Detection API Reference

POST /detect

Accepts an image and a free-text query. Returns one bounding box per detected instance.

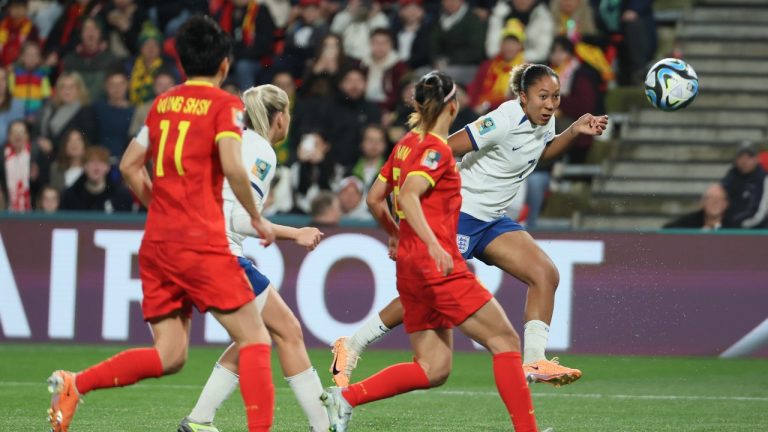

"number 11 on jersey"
[156,120,191,177]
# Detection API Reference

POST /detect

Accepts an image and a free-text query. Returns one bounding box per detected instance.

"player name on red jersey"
[156,96,213,116]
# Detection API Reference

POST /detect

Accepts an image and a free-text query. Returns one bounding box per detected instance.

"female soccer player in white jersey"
[179,84,330,432]
[331,63,608,387]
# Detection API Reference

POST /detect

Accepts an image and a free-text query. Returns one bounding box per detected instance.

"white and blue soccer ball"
[644,58,699,111]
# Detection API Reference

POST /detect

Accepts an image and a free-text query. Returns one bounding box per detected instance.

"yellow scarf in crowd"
[129,57,162,105]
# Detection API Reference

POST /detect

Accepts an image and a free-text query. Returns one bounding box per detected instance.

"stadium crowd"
[0,0,658,223]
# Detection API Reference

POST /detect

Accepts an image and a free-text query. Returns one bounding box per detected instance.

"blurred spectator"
[488,0,554,63]
[9,41,51,121]
[213,0,277,90]
[277,0,329,79]
[1,120,35,212]
[330,0,389,61]
[0,68,25,146]
[322,67,382,169]
[30,0,64,41]
[127,23,177,105]
[62,17,120,102]
[128,70,176,136]
[362,29,409,112]
[49,129,87,191]
[300,33,360,98]
[37,184,61,213]
[663,183,735,230]
[394,0,432,70]
[351,124,387,186]
[37,71,98,186]
[721,142,768,229]
[60,145,132,212]
[309,190,342,226]
[385,78,415,142]
[291,132,343,214]
[595,0,656,85]
[468,23,524,114]
[95,71,134,158]
[430,0,486,84]
[337,175,371,220]
[146,0,207,36]
[549,36,601,163]
[551,0,598,41]
[44,0,106,66]
[104,0,150,57]
[449,84,477,134]
[0,0,40,67]
[271,71,296,164]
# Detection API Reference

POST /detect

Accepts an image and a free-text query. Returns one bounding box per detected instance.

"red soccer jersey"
[378,131,468,280]
[140,80,245,246]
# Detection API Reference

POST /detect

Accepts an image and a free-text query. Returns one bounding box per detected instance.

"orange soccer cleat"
[47,370,81,432]
[523,357,582,387]
[329,337,360,388]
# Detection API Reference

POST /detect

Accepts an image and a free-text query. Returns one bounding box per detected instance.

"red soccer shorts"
[397,270,493,333]
[139,240,255,321]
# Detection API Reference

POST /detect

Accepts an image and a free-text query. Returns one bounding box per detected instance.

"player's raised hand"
[296,227,324,251]
[428,242,453,276]
[387,235,399,260]
[575,114,608,136]
[251,217,275,247]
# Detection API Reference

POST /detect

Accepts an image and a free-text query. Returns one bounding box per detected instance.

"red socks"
[75,348,163,395]
[342,361,430,407]
[239,344,274,432]
[493,352,538,432]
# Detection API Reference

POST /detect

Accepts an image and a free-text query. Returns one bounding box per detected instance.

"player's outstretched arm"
[541,114,608,162]
[447,128,475,157]
[398,176,453,275]
[119,138,153,207]
[218,136,275,246]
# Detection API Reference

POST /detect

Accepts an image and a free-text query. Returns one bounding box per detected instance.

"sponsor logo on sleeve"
[475,117,496,135]
[232,108,245,129]
[421,149,441,170]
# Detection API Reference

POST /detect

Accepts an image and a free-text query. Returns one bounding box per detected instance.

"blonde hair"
[242,84,290,140]
[54,71,90,106]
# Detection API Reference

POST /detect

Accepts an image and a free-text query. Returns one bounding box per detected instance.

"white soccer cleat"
[320,386,352,432]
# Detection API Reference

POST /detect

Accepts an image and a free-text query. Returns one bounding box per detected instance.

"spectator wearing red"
[1,119,34,212]
[0,0,39,67]
[212,0,276,90]
[62,17,120,102]
[362,28,409,112]
[467,21,524,114]
[44,0,106,66]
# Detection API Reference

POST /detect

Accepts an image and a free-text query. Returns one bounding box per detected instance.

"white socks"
[188,364,329,431]
[523,320,550,364]
[188,362,239,424]
[285,367,330,431]
[347,313,390,353]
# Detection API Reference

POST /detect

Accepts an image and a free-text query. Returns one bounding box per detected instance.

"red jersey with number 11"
[378,131,468,280]
[141,81,245,246]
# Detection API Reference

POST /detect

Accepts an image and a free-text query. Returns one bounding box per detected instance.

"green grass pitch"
[1,344,766,431]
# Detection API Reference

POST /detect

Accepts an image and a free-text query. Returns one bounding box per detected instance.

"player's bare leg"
[48,313,189,432]
[459,298,538,431]
[324,329,451,431]
[211,300,274,432]
[481,230,581,386]
[185,287,329,431]
[331,298,404,386]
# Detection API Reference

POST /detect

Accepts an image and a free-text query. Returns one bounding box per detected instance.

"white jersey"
[222,129,277,256]
[459,100,556,221]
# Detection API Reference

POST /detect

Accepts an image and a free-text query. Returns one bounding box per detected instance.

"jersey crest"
[456,234,470,254]
[232,108,245,130]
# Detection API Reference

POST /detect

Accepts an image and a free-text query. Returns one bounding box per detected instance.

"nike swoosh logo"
[332,358,341,375]
[529,365,540,370]
[378,325,388,332]
[512,146,523,151]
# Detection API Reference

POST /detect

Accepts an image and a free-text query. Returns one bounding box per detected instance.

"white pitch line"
[5,381,767,402]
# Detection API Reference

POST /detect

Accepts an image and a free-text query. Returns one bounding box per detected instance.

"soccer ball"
[644,58,699,111]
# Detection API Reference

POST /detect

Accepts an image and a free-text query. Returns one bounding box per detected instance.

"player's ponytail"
[509,63,559,98]
[242,84,290,140]
[408,71,457,139]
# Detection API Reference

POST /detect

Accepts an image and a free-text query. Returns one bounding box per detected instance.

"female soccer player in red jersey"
[321,71,539,432]
[47,16,277,432]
